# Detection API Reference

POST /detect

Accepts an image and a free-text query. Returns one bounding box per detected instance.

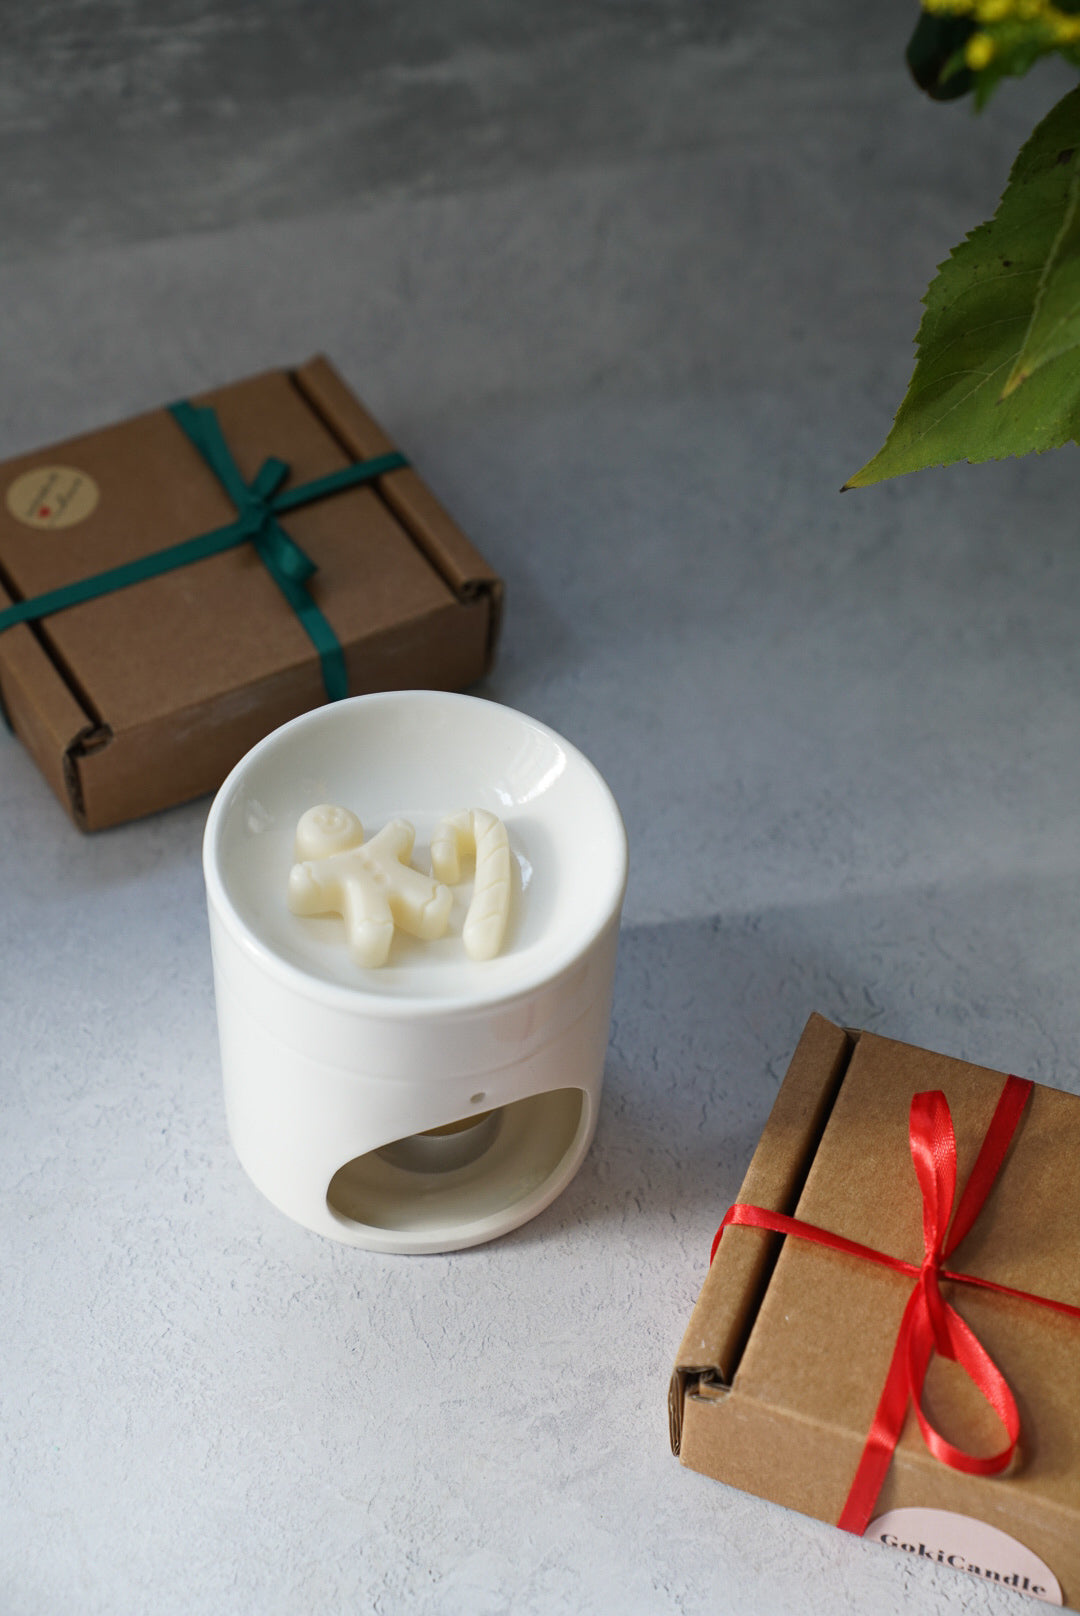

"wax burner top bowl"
[203,690,628,1253]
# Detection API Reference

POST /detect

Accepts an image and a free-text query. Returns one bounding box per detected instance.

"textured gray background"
[3,3,1080,1613]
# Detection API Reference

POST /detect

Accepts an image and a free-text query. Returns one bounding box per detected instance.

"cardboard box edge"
[669,1012,854,1455]
[292,355,503,671]
[0,581,100,828]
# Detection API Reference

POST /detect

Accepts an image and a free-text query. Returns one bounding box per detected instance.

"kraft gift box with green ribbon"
[671,1014,1080,1606]
[0,357,502,829]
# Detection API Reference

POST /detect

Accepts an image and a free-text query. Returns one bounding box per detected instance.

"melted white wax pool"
[211,693,627,1008]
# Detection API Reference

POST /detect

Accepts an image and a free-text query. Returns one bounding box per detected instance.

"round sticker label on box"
[869,1508,1062,1604]
[5,465,99,530]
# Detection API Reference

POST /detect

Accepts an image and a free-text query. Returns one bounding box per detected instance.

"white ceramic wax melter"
[202,690,628,1253]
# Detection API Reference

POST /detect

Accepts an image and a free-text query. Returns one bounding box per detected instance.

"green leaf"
[845,86,1080,489]
[1002,165,1080,394]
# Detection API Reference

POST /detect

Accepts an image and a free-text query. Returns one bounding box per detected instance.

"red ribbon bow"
[711,1074,1080,1534]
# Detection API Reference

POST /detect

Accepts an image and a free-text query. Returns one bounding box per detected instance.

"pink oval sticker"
[869,1508,1062,1604]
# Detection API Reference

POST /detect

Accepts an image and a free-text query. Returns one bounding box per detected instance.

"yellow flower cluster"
[924,0,1080,19]
[921,0,1080,69]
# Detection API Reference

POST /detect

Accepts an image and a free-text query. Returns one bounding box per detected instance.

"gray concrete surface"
[0,2,941,262]
[3,3,1080,1613]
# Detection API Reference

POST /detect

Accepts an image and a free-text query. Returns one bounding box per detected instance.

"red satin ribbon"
[710,1074,1080,1535]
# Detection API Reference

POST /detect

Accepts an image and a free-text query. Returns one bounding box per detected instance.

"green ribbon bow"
[0,398,409,703]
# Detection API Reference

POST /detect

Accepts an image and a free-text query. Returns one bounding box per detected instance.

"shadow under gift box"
[671,1014,1080,1606]
[203,690,628,1254]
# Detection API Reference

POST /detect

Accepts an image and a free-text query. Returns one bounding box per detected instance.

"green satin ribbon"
[0,398,409,703]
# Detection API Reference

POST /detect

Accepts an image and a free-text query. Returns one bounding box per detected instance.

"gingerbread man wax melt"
[287,802,512,968]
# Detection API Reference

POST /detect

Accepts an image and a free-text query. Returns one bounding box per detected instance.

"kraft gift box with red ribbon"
[670,1014,1080,1606]
[0,357,502,830]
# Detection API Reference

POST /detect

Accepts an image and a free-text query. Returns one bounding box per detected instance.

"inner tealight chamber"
[375,1107,502,1173]
[328,1089,588,1240]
